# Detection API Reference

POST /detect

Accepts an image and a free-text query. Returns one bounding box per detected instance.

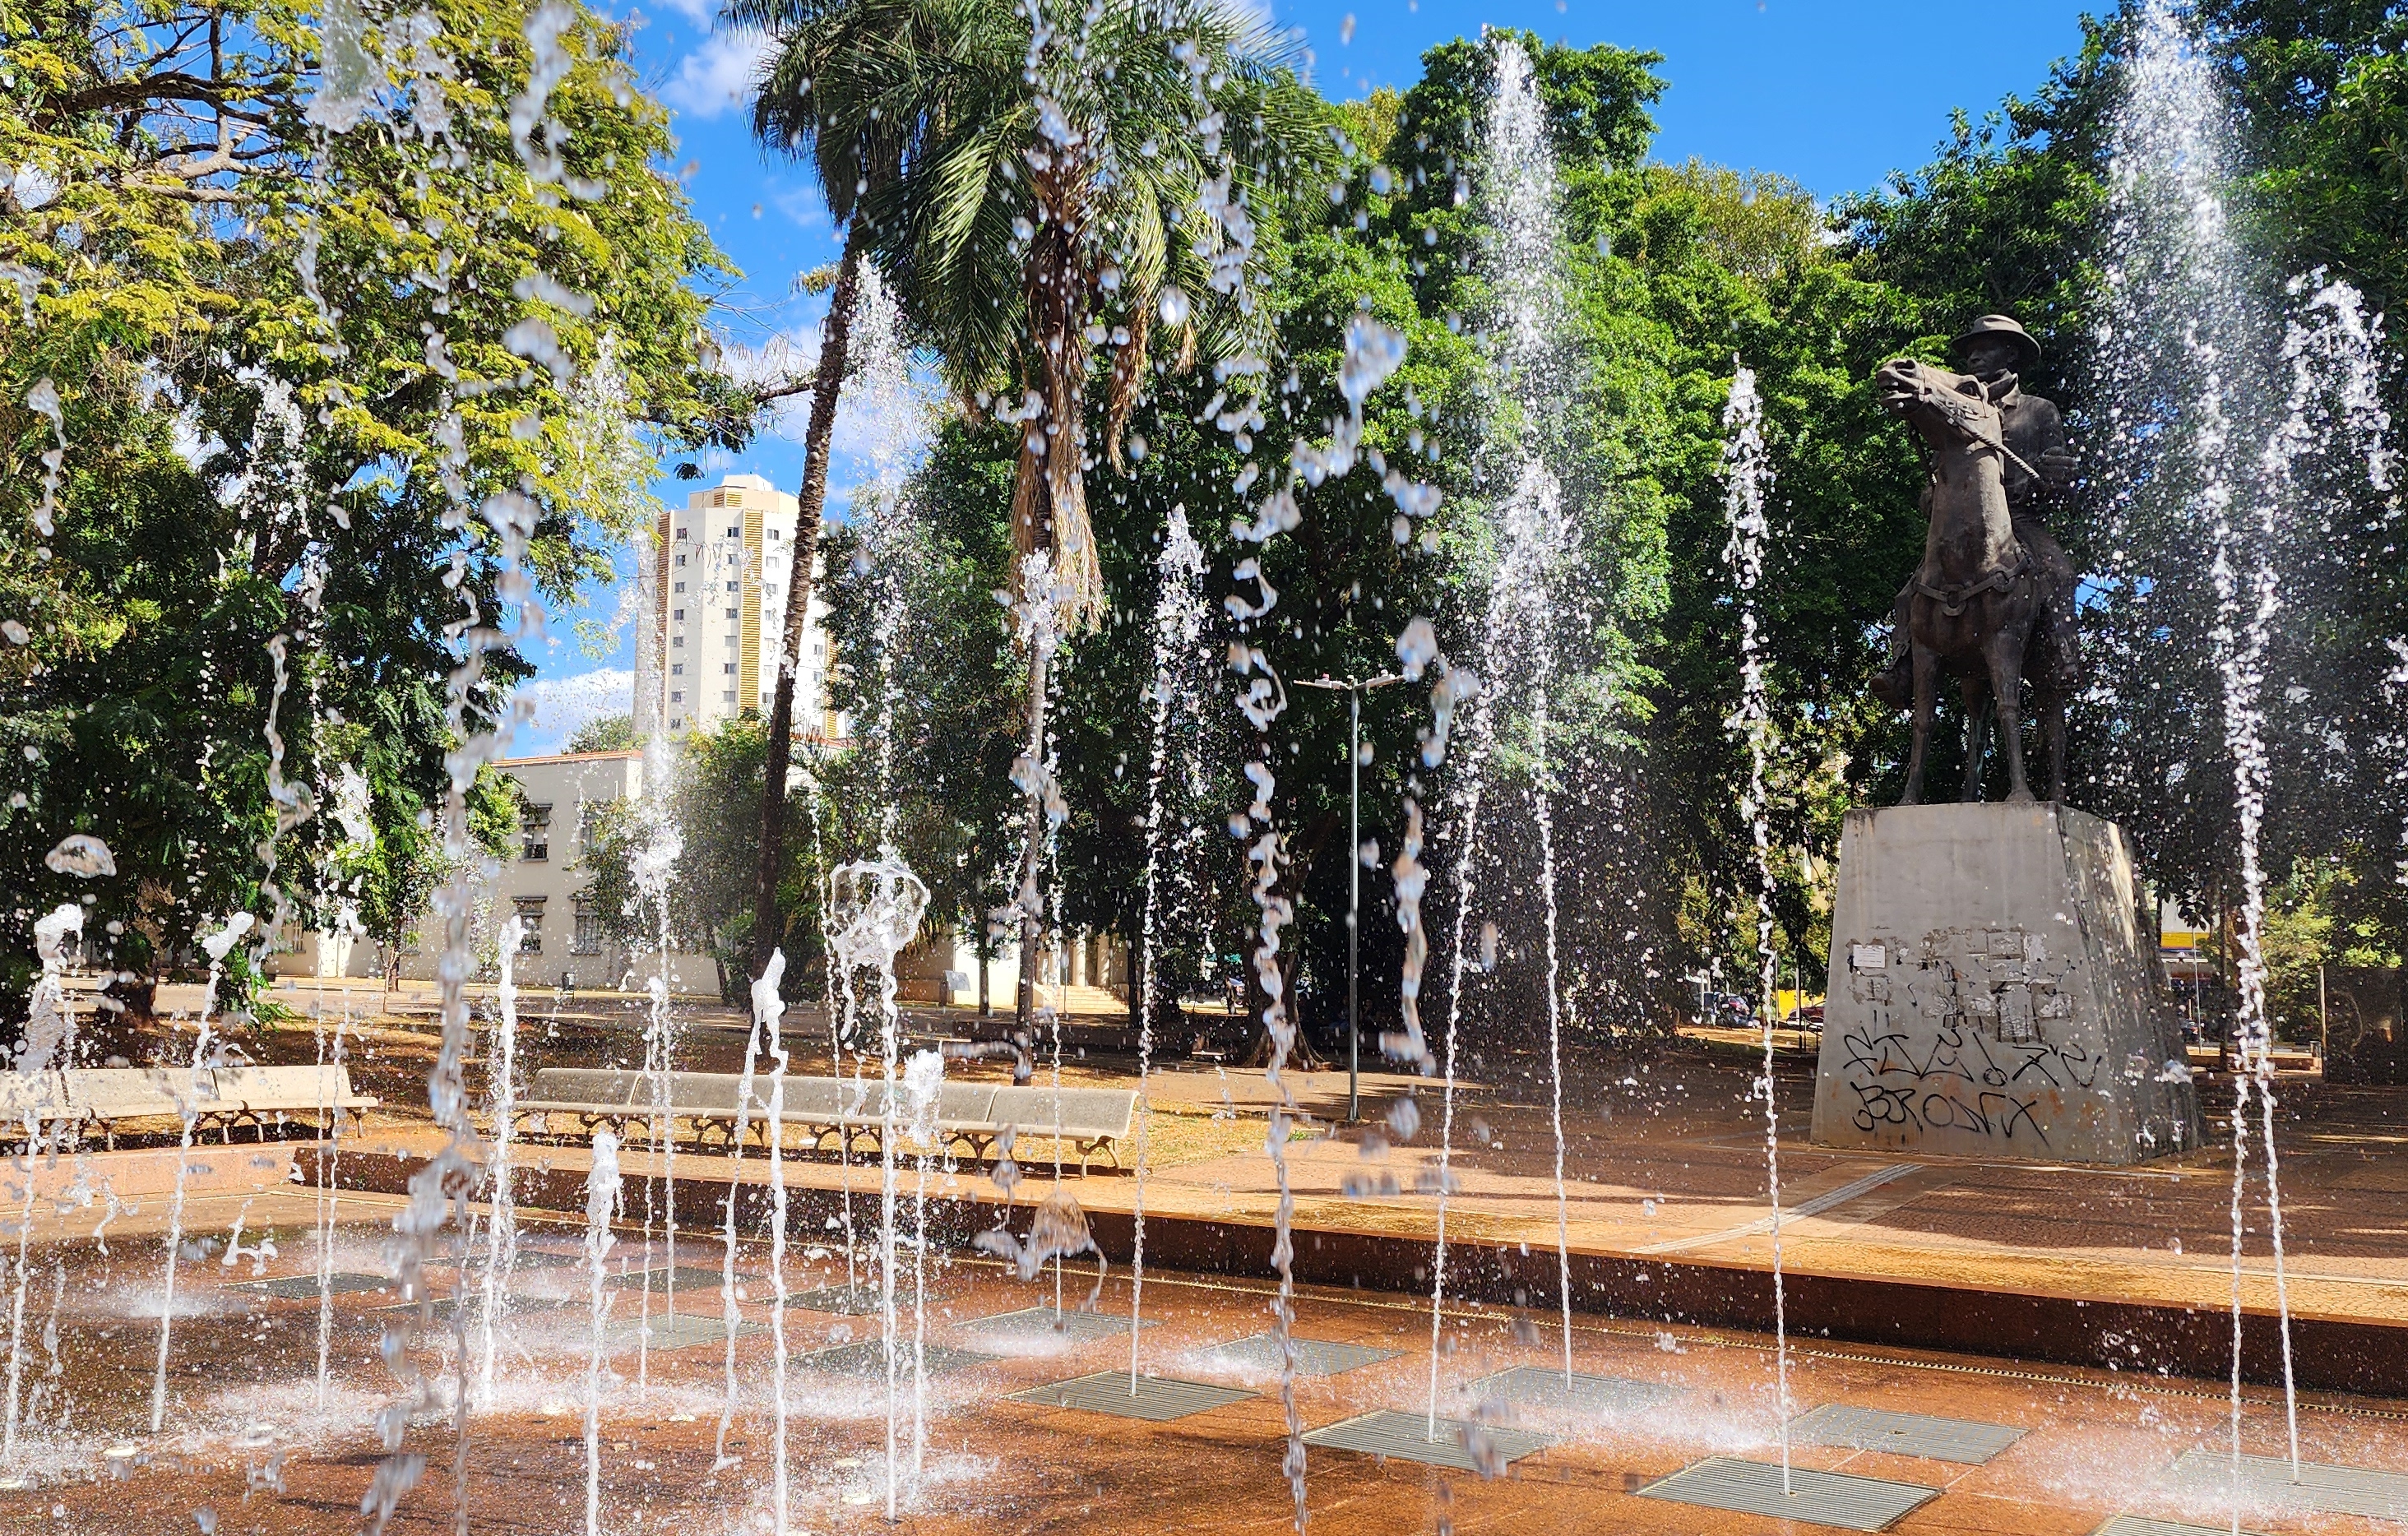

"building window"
[521,803,552,863]
[671,716,685,729]
[722,662,737,674]
[674,553,687,567]
[725,607,738,620]
[725,524,740,538]
[513,897,544,952]
[670,664,684,676]
[767,528,781,541]
[722,690,737,703]
[672,636,683,648]
[675,525,688,540]
[670,689,684,702]
[572,900,605,955]
[673,581,686,594]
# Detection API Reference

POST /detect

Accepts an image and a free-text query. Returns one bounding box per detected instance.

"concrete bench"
[511,1069,1138,1171]
[0,1066,377,1149]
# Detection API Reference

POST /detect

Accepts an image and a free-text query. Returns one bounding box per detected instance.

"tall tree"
[856,0,1332,1026]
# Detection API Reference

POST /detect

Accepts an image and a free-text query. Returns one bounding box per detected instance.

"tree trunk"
[751,237,864,984]
[977,922,991,1017]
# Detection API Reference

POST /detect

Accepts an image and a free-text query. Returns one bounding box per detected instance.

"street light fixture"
[1295,672,1403,1124]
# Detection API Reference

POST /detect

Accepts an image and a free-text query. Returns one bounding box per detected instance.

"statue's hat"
[1949,313,2042,374]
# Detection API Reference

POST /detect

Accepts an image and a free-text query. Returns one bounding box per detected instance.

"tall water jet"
[829,853,929,1519]
[752,952,796,1536]
[583,1131,623,1536]
[5,903,79,1463]
[1720,360,1790,1487]
[1474,31,1581,1382]
[149,909,252,1433]
[475,914,526,1409]
[2093,0,2396,1483]
[1130,505,1210,1387]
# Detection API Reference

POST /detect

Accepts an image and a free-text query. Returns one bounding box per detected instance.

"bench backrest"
[0,1072,71,1125]
[214,1064,364,1109]
[66,1066,209,1120]
[986,1085,1137,1140]
[526,1068,646,1108]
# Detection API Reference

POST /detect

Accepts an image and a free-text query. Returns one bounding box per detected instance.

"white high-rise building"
[641,472,842,740]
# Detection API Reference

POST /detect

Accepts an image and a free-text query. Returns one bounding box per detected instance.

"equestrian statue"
[1870,315,2082,805]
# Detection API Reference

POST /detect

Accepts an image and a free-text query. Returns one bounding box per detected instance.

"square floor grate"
[2095,1518,2271,1536]
[1635,1457,1940,1532]
[960,1307,1148,1343]
[1464,1366,1683,1418]
[1188,1334,1401,1378]
[785,1284,894,1316]
[1789,1403,2026,1464]
[234,1271,393,1300]
[601,1312,763,1353]
[607,1265,740,1293]
[800,1340,995,1376]
[1302,1409,1556,1474]
[2170,1447,2408,1521]
[1010,1372,1257,1422]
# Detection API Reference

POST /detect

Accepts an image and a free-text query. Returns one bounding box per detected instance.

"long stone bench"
[510,1068,1138,1172]
[0,1066,377,1149]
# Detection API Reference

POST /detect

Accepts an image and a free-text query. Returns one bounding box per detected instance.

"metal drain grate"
[960,1307,1147,1342]
[1188,1334,1401,1377]
[800,1340,995,1376]
[1464,1366,1683,1418]
[785,1284,893,1316]
[1789,1404,2026,1464]
[2170,1447,2408,1521]
[1635,1457,1940,1532]
[1010,1372,1256,1422]
[232,1272,393,1300]
[1302,1409,1555,1474]
[2095,1517,2271,1536]
[606,1265,739,1293]
[600,1312,763,1353]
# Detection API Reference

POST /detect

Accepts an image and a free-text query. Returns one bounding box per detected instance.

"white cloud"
[660,30,771,120]
[513,668,634,745]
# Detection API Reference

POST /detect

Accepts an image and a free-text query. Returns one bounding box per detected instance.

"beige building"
[643,472,842,741]
[278,749,720,997]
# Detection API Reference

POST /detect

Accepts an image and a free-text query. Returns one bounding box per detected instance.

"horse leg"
[1989,627,2035,803]
[1960,673,1991,803]
[2044,687,2068,803]
[1901,642,1939,806]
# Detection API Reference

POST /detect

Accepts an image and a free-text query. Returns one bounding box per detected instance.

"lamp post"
[1296,673,1402,1124]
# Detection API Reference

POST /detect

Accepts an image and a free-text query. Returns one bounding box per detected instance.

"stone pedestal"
[1809,803,2201,1165]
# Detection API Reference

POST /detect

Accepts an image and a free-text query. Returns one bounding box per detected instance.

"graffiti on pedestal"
[1834,926,2104,1148]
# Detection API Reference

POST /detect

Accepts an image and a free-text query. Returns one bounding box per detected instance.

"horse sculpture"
[1876,357,2078,805]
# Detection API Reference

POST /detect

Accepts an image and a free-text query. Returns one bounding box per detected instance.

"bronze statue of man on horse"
[1870,314,2083,805]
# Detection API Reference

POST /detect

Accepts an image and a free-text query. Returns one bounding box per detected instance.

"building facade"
[277,749,720,996]
[645,472,842,741]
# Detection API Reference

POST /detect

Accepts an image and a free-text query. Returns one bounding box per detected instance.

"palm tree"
[857,0,1332,1026]
[730,0,985,980]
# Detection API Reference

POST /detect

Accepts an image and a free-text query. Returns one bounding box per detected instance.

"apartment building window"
[674,553,687,567]
[767,528,781,541]
[724,607,738,620]
[513,897,545,952]
[670,663,684,676]
[722,662,737,674]
[572,899,604,955]
[671,715,685,729]
[725,524,740,538]
[722,690,736,703]
[725,581,739,593]
[672,636,684,648]
[670,689,684,702]
[674,581,686,594]
[675,525,688,540]
[521,803,552,862]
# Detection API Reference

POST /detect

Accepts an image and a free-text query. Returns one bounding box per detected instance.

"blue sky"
[513,0,2105,751]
